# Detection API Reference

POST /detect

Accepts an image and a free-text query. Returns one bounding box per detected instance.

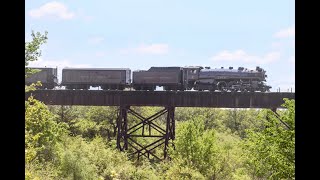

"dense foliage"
[25,31,48,77]
[25,31,48,92]
[242,99,295,179]
[25,31,295,179]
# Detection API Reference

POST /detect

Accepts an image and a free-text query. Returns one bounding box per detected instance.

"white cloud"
[28,1,75,20]
[121,43,169,55]
[88,37,104,45]
[274,26,295,38]
[210,50,280,64]
[271,40,295,50]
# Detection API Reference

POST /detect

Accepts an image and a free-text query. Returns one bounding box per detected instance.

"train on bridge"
[25,66,271,92]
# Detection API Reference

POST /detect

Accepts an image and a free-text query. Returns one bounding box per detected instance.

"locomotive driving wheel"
[227,81,237,92]
[209,85,216,92]
[217,81,227,92]
[240,87,248,93]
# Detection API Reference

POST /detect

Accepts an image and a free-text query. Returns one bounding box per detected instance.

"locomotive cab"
[182,66,202,89]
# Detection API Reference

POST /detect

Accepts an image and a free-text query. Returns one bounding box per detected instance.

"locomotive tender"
[61,68,131,90]
[26,66,271,92]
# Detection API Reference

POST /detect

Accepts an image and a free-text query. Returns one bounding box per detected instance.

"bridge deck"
[25,90,295,108]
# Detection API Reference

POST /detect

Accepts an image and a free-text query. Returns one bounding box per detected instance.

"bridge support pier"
[116,106,129,151]
[116,106,175,161]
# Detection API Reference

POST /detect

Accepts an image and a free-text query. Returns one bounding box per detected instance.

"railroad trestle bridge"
[25,90,295,161]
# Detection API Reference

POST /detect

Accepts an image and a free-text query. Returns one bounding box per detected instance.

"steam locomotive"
[25,66,271,92]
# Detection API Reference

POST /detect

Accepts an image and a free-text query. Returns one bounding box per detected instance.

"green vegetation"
[25,31,295,179]
[242,99,295,179]
[25,30,48,92]
[25,31,48,76]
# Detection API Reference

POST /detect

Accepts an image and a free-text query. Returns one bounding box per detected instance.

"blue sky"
[26,0,295,92]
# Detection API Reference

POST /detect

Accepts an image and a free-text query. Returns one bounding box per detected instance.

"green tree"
[161,160,206,180]
[176,107,231,132]
[25,31,48,77]
[48,105,86,137]
[170,116,251,179]
[242,98,295,179]
[224,109,264,138]
[55,136,160,180]
[25,97,68,163]
[25,31,48,92]
[49,106,119,140]
[83,106,118,140]
[171,117,222,178]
